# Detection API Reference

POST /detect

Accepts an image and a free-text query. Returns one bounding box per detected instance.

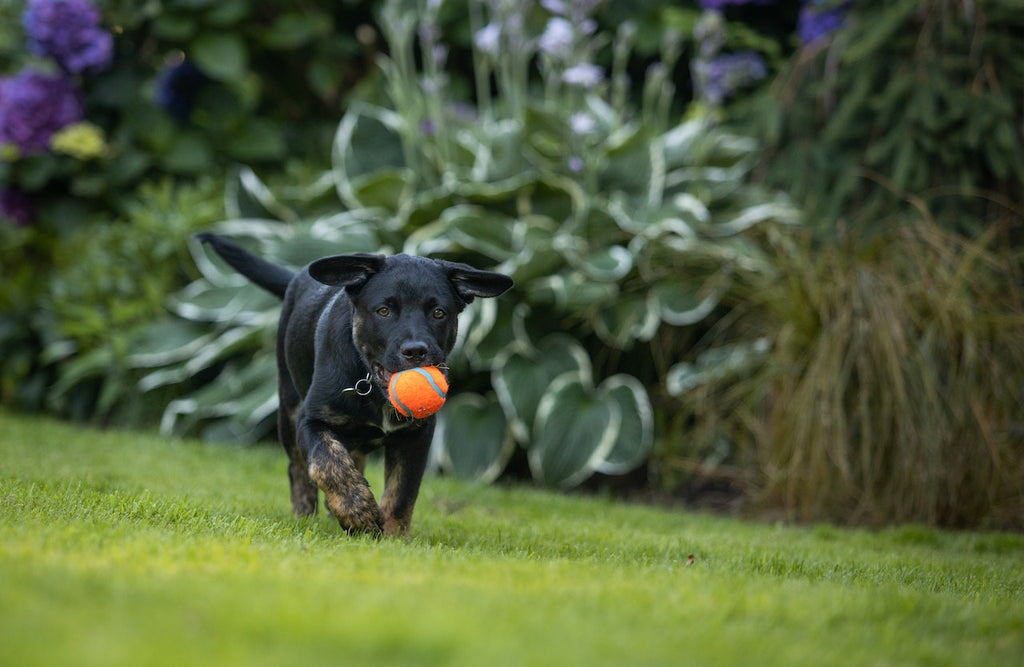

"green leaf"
[332,103,409,209]
[152,14,197,41]
[160,130,214,174]
[595,375,654,475]
[600,127,659,202]
[434,393,515,483]
[226,119,287,163]
[529,373,621,489]
[578,245,633,281]
[128,318,217,368]
[708,200,799,236]
[594,292,660,349]
[665,338,770,396]
[502,217,562,284]
[190,33,248,82]
[529,272,618,311]
[660,119,702,169]
[225,167,297,223]
[350,169,412,212]
[654,278,726,326]
[443,206,523,262]
[204,0,250,26]
[841,2,918,64]
[259,12,330,49]
[168,281,279,325]
[492,335,591,443]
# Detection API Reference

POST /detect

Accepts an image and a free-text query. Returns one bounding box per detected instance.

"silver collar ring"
[342,373,373,396]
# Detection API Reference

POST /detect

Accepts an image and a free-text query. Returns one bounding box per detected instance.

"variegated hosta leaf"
[332,102,411,211]
[528,271,619,311]
[442,205,524,262]
[160,354,278,441]
[706,199,800,237]
[434,393,515,484]
[666,337,771,396]
[492,335,592,443]
[577,245,634,282]
[593,292,660,349]
[594,374,655,475]
[653,277,728,327]
[450,297,498,371]
[128,318,217,368]
[168,281,280,326]
[225,166,300,223]
[529,372,621,489]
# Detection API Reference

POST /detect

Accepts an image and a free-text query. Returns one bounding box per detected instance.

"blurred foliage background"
[1,0,1021,529]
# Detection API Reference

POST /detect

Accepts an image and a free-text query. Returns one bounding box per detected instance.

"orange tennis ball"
[388,366,449,419]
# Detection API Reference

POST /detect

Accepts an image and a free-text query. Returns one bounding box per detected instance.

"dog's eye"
[376,306,391,317]
[432,308,446,320]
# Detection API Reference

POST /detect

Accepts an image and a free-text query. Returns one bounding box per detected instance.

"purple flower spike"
[701,51,768,105]
[798,0,850,45]
[0,69,83,156]
[23,0,114,75]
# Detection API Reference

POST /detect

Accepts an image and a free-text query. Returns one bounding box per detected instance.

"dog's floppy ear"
[308,253,386,292]
[440,261,514,304]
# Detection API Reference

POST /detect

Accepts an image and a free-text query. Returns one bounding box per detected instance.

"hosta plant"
[133,0,797,488]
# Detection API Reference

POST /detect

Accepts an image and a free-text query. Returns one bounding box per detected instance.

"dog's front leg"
[300,419,384,535]
[379,424,434,538]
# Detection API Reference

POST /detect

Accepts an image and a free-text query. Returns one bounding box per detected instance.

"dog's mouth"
[370,360,448,391]
[371,362,392,388]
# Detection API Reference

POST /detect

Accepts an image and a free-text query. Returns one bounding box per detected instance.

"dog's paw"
[338,504,385,536]
[326,485,385,536]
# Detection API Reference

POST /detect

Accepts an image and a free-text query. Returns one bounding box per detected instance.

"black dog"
[197,233,513,536]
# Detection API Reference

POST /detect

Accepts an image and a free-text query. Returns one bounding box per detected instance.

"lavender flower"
[699,51,767,105]
[0,69,83,156]
[569,112,596,135]
[798,0,849,45]
[474,23,501,55]
[22,0,114,75]
[0,188,34,226]
[538,17,575,59]
[154,59,209,121]
[562,63,604,89]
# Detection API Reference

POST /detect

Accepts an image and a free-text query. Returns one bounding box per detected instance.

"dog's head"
[309,253,513,391]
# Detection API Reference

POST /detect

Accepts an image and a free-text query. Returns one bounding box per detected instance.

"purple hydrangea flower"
[154,59,209,121]
[798,0,849,45]
[22,0,114,75]
[700,51,768,104]
[0,188,34,226]
[0,69,83,156]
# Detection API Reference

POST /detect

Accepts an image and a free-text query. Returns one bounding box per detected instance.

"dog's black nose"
[400,341,430,365]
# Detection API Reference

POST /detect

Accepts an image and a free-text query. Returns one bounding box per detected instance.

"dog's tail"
[197,233,294,298]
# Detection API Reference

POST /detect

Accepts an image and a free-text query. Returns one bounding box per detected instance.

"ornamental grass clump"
[669,220,1024,529]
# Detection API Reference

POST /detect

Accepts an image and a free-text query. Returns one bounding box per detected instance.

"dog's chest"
[318,401,425,452]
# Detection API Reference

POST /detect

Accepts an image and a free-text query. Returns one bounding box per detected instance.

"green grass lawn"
[1,411,1022,666]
